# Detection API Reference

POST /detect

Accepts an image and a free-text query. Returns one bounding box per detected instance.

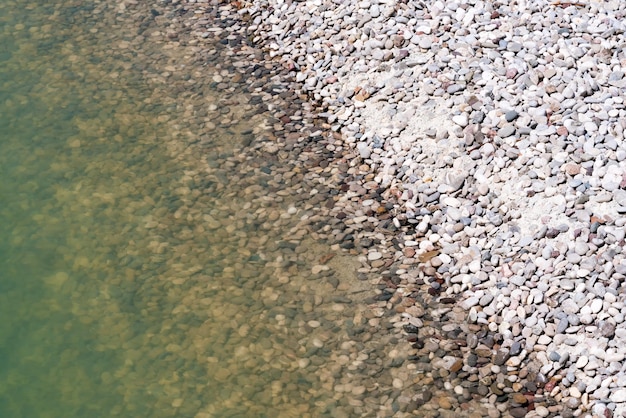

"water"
[0,1,417,417]
[0,2,194,416]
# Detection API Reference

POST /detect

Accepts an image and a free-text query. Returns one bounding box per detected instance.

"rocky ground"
[167,0,626,417]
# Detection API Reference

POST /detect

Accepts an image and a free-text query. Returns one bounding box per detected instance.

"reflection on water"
[1,0,407,417]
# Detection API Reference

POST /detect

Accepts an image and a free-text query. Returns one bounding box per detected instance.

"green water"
[0,1,359,417]
[1,2,186,416]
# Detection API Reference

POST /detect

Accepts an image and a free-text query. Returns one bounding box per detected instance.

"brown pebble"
[563,163,580,175]
[450,359,463,373]
[437,396,452,409]
[418,249,439,262]
[490,382,504,395]
[371,260,385,268]
[510,407,529,418]
[511,392,528,405]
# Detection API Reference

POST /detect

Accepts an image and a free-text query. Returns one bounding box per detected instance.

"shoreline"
[169,0,626,417]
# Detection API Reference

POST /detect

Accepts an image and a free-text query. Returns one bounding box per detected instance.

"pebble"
[11,0,626,416]
[498,125,515,138]
[576,356,589,369]
[614,389,626,403]
[239,0,626,415]
[368,251,383,261]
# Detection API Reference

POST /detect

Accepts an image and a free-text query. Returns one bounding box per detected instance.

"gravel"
[174,0,626,416]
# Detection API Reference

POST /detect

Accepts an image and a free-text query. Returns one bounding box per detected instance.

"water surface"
[0,1,416,417]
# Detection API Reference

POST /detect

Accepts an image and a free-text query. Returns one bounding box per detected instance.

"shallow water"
[0,1,413,417]
[0,2,194,416]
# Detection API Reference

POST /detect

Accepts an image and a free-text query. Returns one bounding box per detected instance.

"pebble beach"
[4,0,626,416]
[188,0,626,416]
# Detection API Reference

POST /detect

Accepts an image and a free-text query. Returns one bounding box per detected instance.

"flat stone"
[535,405,550,417]
[505,110,519,122]
[368,251,383,261]
[494,349,510,366]
[452,114,468,127]
[590,298,603,314]
[460,296,480,310]
[575,355,589,369]
[599,321,616,338]
[510,407,528,418]
[498,125,516,138]
[510,341,522,356]
[614,189,626,207]
[557,317,569,333]
[437,396,452,409]
[612,389,626,402]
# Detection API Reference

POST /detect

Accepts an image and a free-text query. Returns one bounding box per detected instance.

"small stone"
[506,68,518,79]
[510,341,522,356]
[612,389,626,402]
[357,142,371,159]
[452,114,469,127]
[467,352,478,366]
[511,393,528,405]
[614,189,626,207]
[510,407,528,418]
[590,298,603,314]
[498,125,516,138]
[538,335,552,345]
[557,317,569,333]
[467,334,479,349]
[494,349,510,366]
[368,251,383,261]
[557,126,568,136]
[505,110,519,122]
[564,163,580,175]
[444,170,467,191]
[450,359,463,373]
[535,405,549,417]
[599,321,616,339]
[460,297,480,310]
[312,265,328,274]
[574,242,589,255]
[490,382,504,395]
[437,396,452,409]
[479,293,494,307]
[575,355,589,369]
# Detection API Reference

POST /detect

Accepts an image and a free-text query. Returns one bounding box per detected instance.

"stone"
[612,389,626,402]
[452,114,469,127]
[498,125,516,138]
[437,396,452,409]
[494,349,510,366]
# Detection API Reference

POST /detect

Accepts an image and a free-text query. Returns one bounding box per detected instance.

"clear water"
[1,1,379,417]
[1,2,192,416]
